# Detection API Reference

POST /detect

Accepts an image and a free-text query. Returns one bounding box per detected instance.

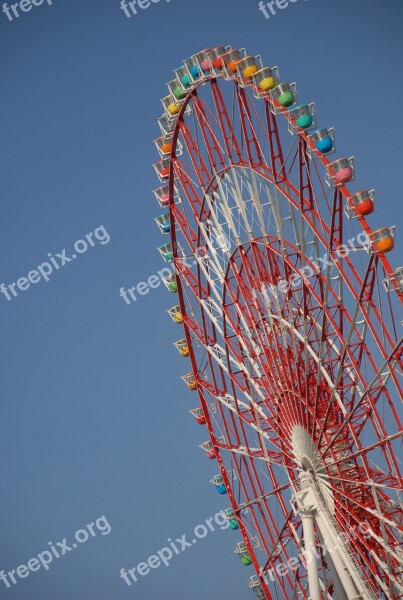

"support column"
[315,508,362,599]
[324,547,348,600]
[301,508,322,600]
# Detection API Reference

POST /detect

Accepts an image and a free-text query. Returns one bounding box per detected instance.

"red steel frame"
[159,65,403,599]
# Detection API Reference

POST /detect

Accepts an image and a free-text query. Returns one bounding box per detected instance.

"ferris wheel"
[152,46,403,599]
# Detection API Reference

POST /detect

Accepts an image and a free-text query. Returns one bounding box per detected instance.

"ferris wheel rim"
[166,71,401,296]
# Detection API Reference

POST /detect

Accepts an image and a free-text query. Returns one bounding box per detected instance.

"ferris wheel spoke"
[248,243,309,423]
[354,253,398,356]
[324,430,403,483]
[260,509,298,575]
[252,233,313,423]
[183,260,277,411]
[299,277,377,448]
[188,296,303,466]
[321,339,403,463]
[178,116,211,188]
[264,102,286,182]
[235,86,266,167]
[330,498,403,596]
[210,79,242,165]
[218,442,286,556]
[171,207,199,251]
[191,95,227,171]
[225,249,305,433]
[173,158,209,224]
[324,480,403,558]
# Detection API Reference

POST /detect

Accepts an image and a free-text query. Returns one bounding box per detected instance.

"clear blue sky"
[1,0,402,598]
